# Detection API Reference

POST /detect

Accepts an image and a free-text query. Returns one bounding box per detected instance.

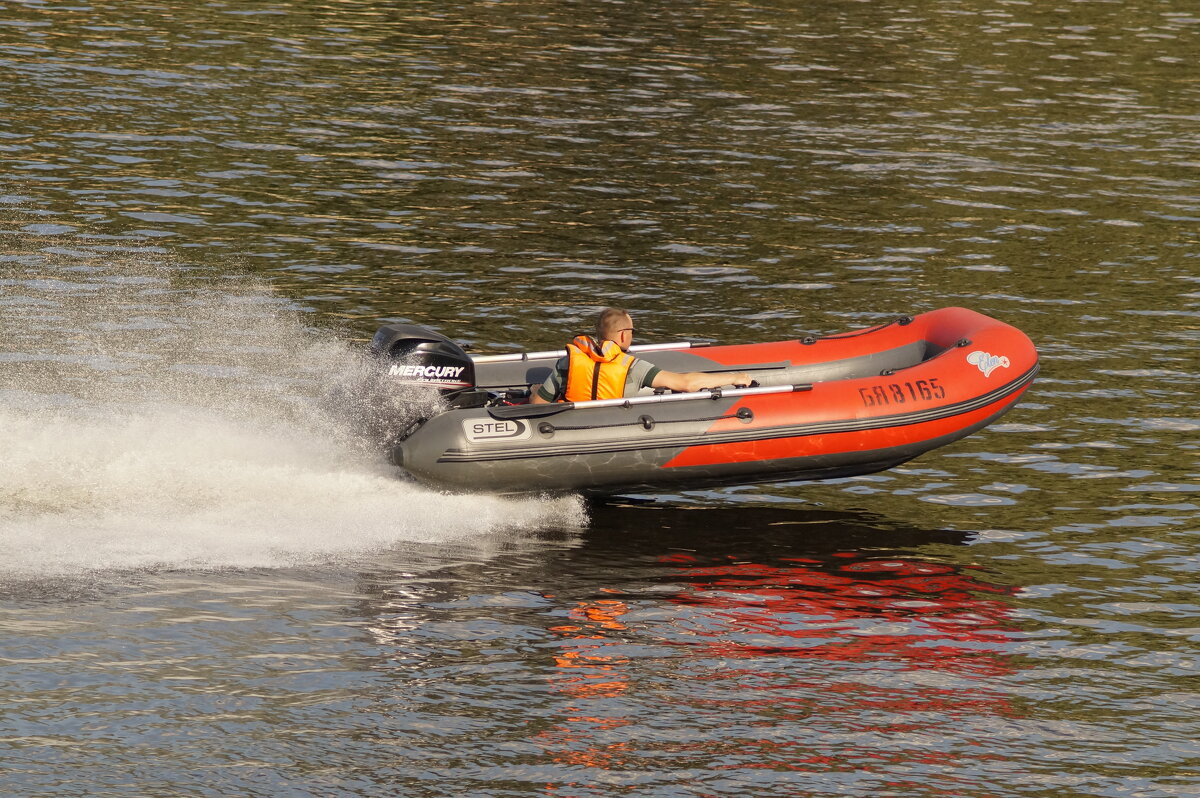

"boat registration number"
[859,378,946,408]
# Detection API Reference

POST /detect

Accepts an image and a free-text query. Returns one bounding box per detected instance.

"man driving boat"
[530,308,751,404]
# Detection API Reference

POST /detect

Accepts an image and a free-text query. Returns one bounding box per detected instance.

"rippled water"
[2,0,1198,795]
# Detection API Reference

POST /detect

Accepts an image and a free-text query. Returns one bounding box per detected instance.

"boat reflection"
[351,502,1022,786]
[658,550,1015,675]
[538,503,1021,783]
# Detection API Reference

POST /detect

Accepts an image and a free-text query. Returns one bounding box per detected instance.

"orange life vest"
[563,335,635,402]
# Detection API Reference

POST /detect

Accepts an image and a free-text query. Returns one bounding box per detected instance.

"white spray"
[0,251,585,579]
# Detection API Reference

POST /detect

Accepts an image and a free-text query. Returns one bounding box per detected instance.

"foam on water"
[0,253,586,578]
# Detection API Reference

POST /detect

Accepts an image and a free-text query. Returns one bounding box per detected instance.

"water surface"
[1,0,1197,795]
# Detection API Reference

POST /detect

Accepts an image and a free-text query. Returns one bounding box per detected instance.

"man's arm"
[529,359,566,404]
[651,370,752,393]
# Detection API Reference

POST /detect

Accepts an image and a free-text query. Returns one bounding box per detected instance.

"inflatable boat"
[366,307,1038,496]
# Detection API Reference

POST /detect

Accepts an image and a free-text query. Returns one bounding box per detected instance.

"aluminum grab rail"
[471,341,702,364]
[487,383,811,420]
[577,383,810,409]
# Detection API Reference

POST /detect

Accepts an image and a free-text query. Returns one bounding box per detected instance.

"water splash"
[0,251,585,578]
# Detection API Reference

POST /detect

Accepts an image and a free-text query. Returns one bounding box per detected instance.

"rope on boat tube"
[538,406,753,435]
[802,315,914,345]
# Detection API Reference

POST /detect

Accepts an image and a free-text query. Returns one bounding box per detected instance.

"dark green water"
[1,1,1197,795]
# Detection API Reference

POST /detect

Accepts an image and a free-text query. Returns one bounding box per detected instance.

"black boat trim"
[436,363,1038,464]
[488,402,576,419]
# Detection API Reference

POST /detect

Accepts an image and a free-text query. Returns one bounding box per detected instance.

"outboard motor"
[370,323,476,397]
[355,324,483,456]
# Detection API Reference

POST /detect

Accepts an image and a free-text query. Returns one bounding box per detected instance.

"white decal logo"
[463,418,531,443]
[966,350,1010,377]
[389,364,468,383]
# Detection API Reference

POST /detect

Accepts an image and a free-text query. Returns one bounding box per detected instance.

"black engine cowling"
[369,323,475,396]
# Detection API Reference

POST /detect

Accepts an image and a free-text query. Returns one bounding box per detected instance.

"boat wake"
[0,253,585,580]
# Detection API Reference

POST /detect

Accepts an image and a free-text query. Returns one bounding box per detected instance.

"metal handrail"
[471,341,698,364]
[576,383,810,409]
[486,383,811,420]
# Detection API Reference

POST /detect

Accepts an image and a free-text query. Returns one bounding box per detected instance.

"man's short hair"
[596,307,631,341]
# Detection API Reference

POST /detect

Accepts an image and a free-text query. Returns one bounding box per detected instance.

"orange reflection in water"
[666,553,1017,677]
[539,593,635,790]
[536,552,1020,792]
[550,596,631,702]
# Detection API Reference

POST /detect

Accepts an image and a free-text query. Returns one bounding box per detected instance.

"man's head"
[597,307,634,351]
